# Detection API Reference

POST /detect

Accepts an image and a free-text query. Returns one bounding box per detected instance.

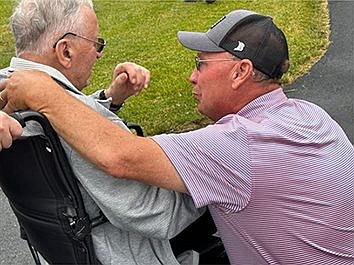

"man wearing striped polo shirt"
[1,9,353,265]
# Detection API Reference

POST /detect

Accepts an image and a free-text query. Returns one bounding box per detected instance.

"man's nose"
[189,68,198,84]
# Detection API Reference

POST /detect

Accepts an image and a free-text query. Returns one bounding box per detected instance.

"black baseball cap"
[177,10,289,79]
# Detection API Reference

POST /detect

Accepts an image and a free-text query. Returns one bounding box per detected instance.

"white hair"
[11,0,94,56]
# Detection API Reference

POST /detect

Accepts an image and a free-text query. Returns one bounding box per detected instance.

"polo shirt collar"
[237,87,288,119]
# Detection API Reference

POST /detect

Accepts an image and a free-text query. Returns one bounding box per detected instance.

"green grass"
[0,0,330,135]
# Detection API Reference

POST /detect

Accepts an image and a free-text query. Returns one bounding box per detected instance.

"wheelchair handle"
[10,110,57,141]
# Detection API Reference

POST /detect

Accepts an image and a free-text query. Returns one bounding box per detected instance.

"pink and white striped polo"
[153,88,353,264]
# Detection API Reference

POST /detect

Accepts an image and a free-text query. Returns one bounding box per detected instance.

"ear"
[231,59,253,89]
[54,40,73,69]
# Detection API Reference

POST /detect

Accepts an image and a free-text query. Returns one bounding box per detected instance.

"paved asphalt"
[286,0,353,144]
[0,1,353,264]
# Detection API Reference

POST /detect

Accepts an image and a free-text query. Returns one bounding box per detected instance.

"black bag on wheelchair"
[0,111,102,264]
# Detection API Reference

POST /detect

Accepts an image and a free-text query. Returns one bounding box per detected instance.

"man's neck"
[19,53,53,67]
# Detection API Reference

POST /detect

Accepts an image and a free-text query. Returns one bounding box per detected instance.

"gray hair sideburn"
[11,0,94,56]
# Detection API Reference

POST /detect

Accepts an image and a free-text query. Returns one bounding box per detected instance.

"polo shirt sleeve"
[152,118,252,213]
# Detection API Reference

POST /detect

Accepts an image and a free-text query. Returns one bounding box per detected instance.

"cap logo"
[233,41,245,52]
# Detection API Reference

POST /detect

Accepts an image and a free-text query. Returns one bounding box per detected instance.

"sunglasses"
[53,32,106,53]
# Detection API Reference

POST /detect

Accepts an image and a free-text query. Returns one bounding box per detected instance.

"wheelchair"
[0,110,229,264]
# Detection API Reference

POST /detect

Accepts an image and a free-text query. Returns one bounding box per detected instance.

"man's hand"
[104,62,150,105]
[0,69,55,114]
[0,111,23,151]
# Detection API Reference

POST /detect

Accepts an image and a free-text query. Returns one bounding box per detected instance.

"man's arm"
[1,70,188,193]
[58,94,202,238]
[0,111,23,150]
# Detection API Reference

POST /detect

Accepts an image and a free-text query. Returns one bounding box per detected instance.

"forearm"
[48,91,186,193]
[36,85,130,173]
[2,70,187,193]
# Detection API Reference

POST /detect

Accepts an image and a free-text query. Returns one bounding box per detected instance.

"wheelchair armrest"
[123,120,144,136]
